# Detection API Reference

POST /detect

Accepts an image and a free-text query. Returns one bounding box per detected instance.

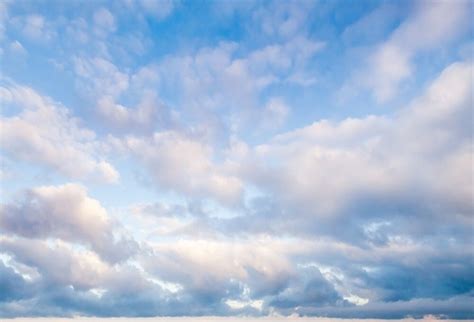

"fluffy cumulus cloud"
[122,131,243,205]
[0,0,473,319]
[0,82,119,183]
[243,61,472,230]
[10,13,56,42]
[0,183,137,263]
[151,36,322,135]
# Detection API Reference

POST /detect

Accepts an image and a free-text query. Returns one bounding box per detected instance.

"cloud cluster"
[156,36,322,117]
[241,61,472,233]
[122,131,243,205]
[121,61,473,315]
[0,83,119,183]
[0,183,136,263]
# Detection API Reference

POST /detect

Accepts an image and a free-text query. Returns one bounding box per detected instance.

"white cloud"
[253,1,315,39]
[1,237,111,290]
[65,17,89,44]
[142,237,297,297]
[0,0,9,41]
[154,37,322,134]
[0,236,167,302]
[10,14,56,42]
[74,56,129,98]
[123,131,243,205]
[73,57,175,133]
[359,1,470,102]
[139,0,175,20]
[93,7,116,36]
[23,14,45,38]
[0,83,119,183]
[69,32,321,137]
[0,183,137,263]
[97,91,173,132]
[9,40,26,55]
[121,61,471,314]
[260,97,290,131]
[245,61,473,219]
[342,3,401,45]
[0,84,118,182]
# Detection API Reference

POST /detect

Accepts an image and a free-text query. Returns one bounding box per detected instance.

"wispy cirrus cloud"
[346,0,470,102]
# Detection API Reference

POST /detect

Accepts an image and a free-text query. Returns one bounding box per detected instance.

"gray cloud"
[0,183,137,263]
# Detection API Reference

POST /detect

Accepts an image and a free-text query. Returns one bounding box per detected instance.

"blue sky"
[0,0,473,319]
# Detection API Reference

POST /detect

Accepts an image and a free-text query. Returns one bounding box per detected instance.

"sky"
[0,0,473,319]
